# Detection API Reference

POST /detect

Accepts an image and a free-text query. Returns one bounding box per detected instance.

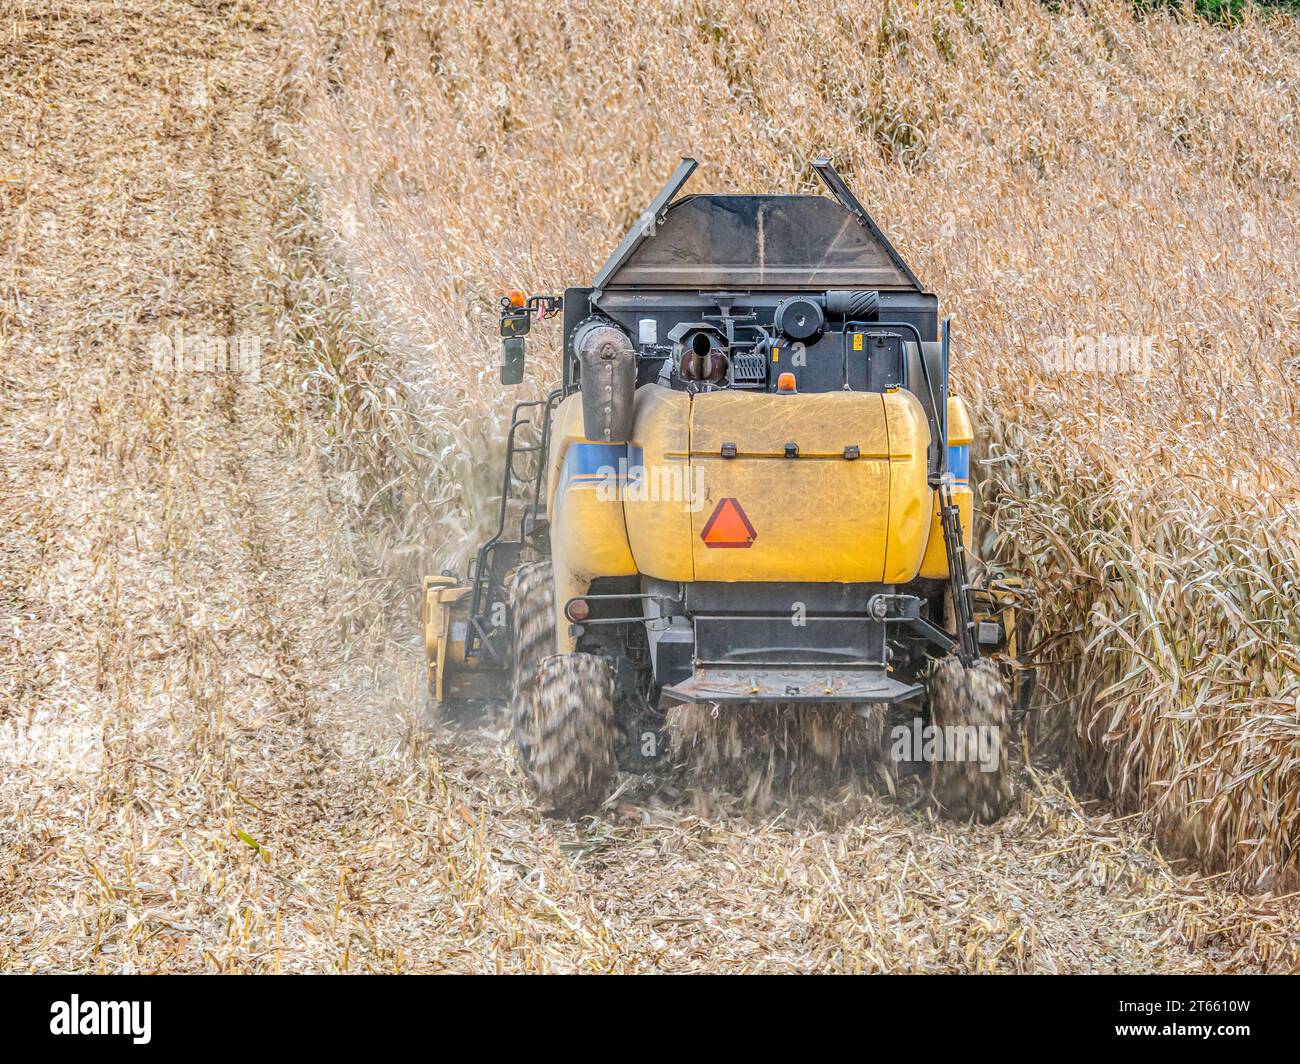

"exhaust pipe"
[573,318,636,442]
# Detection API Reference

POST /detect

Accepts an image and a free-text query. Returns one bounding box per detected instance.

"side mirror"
[500,336,526,385]
[499,307,531,385]
[496,292,561,386]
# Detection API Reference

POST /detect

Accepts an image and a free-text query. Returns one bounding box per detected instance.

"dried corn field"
[1,0,1298,973]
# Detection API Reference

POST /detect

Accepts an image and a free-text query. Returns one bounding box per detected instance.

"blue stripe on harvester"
[947,444,969,484]
[566,442,627,475]
[559,442,628,492]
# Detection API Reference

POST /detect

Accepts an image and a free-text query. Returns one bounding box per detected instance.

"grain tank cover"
[602,194,917,291]
[592,156,923,292]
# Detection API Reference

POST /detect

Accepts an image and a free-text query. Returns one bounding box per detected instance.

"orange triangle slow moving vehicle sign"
[700,498,757,549]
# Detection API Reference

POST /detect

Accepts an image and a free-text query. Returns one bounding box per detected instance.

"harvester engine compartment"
[565,288,931,400]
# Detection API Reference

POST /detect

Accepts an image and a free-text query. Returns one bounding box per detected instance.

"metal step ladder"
[464,389,561,665]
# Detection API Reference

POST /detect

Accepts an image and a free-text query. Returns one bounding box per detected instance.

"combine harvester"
[423,157,1022,821]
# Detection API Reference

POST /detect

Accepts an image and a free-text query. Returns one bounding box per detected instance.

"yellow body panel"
[882,389,933,583]
[689,390,892,457]
[687,391,901,582]
[622,386,695,582]
[545,386,971,645]
[947,392,974,446]
[546,393,638,651]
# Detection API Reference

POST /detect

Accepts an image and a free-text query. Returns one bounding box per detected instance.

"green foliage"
[1134,0,1300,21]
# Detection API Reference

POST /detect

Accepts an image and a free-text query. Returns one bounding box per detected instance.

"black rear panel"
[566,288,937,396]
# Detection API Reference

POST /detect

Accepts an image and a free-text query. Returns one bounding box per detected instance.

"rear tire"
[508,563,618,816]
[526,653,618,816]
[508,561,556,777]
[927,657,1015,823]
